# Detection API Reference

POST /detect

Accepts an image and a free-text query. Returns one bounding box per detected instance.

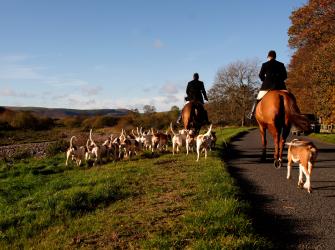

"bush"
[46,140,68,156]
[11,148,32,160]
[10,112,38,130]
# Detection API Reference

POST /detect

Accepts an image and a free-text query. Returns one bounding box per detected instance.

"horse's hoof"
[274,159,282,169]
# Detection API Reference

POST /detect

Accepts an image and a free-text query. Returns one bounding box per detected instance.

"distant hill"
[4,106,130,118]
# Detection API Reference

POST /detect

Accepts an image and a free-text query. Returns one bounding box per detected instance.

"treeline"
[0,107,179,131]
[0,107,55,130]
[206,59,260,126]
[287,0,335,124]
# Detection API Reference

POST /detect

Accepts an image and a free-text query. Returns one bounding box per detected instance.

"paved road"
[226,129,335,249]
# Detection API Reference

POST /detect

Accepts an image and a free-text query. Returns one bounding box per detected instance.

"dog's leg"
[287,154,292,179]
[298,164,304,188]
[196,141,201,161]
[308,161,313,175]
[303,162,312,193]
[66,152,70,166]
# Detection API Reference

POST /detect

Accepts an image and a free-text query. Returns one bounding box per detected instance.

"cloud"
[0,54,29,63]
[46,78,88,87]
[159,82,178,94]
[0,65,43,80]
[80,85,103,96]
[68,97,97,107]
[0,87,35,98]
[153,39,164,49]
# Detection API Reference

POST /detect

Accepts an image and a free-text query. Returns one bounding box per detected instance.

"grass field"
[0,127,271,249]
[309,133,335,144]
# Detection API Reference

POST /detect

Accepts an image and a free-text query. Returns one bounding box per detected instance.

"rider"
[247,50,288,119]
[176,73,210,125]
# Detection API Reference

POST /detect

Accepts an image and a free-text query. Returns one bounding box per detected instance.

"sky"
[0,0,307,112]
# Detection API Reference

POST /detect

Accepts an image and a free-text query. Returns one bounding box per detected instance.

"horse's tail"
[284,93,310,131]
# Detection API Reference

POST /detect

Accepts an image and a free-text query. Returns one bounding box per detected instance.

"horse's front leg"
[259,125,267,161]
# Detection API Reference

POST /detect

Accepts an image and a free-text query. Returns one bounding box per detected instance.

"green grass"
[0,127,271,249]
[309,133,335,144]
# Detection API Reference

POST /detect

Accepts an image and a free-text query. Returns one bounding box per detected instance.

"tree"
[170,106,180,112]
[143,105,156,114]
[207,59,260,126]
[287,0,335,123]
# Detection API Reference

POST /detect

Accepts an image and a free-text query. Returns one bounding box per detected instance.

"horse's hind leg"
[280,125,291,163]
[268,125,282,168]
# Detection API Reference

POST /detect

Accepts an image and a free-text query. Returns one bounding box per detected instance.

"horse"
[181,101,204,135]
[255,90,309,168]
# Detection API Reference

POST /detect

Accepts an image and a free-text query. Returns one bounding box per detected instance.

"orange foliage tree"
[287,0,335,123]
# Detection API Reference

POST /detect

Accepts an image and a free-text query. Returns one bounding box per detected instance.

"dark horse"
[255,90,309,168]
[181,101,205,134]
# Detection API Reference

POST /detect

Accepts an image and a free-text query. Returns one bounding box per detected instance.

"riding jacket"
[186,79,208,104]
[259,59,287,90]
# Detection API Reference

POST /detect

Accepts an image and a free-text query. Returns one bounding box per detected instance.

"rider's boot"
[176,112,182,124]
[247,100,258,119]
[203,110,211,125]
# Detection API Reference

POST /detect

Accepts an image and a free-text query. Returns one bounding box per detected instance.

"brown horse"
[255,90,309,168]
[181,101,204,134]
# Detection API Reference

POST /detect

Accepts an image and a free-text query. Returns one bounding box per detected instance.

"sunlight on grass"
[0,127,271,249]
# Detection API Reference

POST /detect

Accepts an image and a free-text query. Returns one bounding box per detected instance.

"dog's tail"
[204,124,213,137]
[89,129,93,142]
[86,138,91,150]
[170,122,177,136]
[89,128,97,146]
[70,136,76,148]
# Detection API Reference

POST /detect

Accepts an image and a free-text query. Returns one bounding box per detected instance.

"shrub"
[11,148,32,160]
[10,112,38,130]
[46,140,68,156]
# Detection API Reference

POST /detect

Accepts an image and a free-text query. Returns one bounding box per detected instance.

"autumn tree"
[207,59,260,126]
[287,0,335,123]
[143,105,156,114]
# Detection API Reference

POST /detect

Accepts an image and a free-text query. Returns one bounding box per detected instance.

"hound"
[151,128,169,152]
[196,125,213,161]
[86,129,110,165]
[139,128,153,151]
[186,130,197,155]
[66,136,86,166]
[119,129,140,159]
[170,122,187,154]
[286,139,318,193]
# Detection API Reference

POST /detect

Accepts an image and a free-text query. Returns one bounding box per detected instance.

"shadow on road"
[221,135,314,249]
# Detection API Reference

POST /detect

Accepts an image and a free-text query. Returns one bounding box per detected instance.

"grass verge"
[309,133,335,144]
[0,127,271,249]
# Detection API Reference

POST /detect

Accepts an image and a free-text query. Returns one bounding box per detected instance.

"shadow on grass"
[221,132,313,250]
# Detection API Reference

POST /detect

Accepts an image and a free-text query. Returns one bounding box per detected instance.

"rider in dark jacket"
[186,73,208,104]
[177,73,210,125]
[247,50,287,119]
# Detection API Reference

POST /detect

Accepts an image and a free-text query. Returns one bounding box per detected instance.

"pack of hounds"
[66,123,217,167]
[66,124,319,194]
